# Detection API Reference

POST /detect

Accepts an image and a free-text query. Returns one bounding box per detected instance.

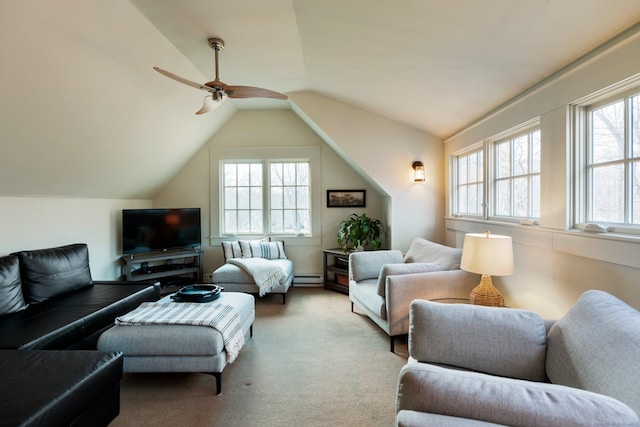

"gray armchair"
[395,291,640,426]
[348,238,479,352]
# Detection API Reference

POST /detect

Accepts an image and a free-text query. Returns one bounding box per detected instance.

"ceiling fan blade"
[224,85,288,100]
[153,67,215,94]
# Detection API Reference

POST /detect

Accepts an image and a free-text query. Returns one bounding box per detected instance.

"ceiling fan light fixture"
[195,91,226,115]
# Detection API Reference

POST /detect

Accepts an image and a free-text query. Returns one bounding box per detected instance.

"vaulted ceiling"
[1,1,640,199]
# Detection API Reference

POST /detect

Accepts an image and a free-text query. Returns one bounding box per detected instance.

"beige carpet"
[110,287,408,427]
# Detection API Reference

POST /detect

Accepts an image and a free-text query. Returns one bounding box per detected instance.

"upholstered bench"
[97,292,254,395]
[212,239,294,304]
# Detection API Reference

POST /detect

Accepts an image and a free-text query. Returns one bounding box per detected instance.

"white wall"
[0,196,151,279]
[445,28,640,317]
[289,91,445,250]
[153,109,386,278]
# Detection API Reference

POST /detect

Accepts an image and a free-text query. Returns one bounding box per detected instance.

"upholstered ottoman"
[97,292,254,395]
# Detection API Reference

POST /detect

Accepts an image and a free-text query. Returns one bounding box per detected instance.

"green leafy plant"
[337,213,385,252]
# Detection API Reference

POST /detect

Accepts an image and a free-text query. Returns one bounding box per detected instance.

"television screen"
[122,208,201,255]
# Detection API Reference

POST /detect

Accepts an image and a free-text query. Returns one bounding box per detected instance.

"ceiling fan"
[154,38,288,115]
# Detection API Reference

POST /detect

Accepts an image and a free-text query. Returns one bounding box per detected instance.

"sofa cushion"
[546,290,640,415]
[409,300,548,381]
[376,262,444,298]
[15,243,93,304]
[403,238,462,270]
[0,255,27,315]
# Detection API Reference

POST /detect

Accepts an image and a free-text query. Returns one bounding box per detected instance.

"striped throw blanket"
[115,302,245,363]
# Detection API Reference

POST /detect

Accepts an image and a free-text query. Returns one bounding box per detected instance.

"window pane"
[270,163,283,186]
[634,162,640,224]
[591,164,624,222]
[271,210,283,232]
[250,210,263,233]
[237,164,250,186]
[532,175,540,218]
[283,210,296,233]
[237,187,249,209]
[224,188,236,210]
[224,211,236,234]
[513,177,528,217]
[237,210,250,233]
[297,163,310,185]
[513,135,528,176]
[468,152,478,181]
[592,101,624,163]
[297,187,309,209]
[224,164,237,186]
[250,164,262,186]
[459,157,468,184]
[458,186,468,213]
[297,210,310,232]
[496,180,510,216]
[497,141,510,178]
[271,186,283,209]
[468,184,478,215]
[283,187,296,209]
[283,163,296,185]
[251,187,262,209]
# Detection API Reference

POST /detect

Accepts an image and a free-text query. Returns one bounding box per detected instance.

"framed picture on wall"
[326,190,366,208]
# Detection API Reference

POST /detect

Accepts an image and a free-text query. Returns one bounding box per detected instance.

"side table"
[322,248,350,294]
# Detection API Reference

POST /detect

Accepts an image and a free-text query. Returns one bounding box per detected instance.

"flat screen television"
[122,208,201,255]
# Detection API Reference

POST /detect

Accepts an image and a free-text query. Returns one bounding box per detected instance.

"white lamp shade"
[460,232,514,276]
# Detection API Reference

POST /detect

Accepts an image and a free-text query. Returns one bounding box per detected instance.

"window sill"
[445,217,640,269]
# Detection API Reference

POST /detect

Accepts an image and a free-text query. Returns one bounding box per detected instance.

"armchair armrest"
[396,363,639,426]
[384,270,479,337]
[349,250,403,282]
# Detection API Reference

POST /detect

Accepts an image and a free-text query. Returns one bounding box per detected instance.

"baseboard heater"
[293,274,323,286]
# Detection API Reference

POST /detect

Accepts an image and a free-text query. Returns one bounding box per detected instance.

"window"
[493,128,541,219]
[454,148,484,217]
[584,90,640,226]
[452,121,540,221]
[222,160,311,236]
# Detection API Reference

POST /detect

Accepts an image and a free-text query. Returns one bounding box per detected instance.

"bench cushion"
[213,259,293,284]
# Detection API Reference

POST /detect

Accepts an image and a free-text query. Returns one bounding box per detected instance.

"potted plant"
[337,213,385,252]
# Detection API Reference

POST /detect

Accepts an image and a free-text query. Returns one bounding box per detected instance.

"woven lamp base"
[469,275,504,307]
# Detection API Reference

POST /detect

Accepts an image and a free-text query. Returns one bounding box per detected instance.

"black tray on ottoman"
[170,284,222,303]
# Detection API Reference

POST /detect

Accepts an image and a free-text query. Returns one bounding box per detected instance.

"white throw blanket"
[115,302,245,363]
[227,258,285,296]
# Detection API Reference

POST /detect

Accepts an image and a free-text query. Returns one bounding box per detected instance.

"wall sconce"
[412,161,425,182]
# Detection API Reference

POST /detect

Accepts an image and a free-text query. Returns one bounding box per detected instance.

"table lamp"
[460,231,514,307]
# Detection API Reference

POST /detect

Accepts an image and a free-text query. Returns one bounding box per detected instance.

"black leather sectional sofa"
[0,243,160,426]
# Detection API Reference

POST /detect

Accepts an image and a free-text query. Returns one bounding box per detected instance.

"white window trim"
[450,118,540,224]
[210,146,321,246]
[572,79,640,237]
[488,122,541,222]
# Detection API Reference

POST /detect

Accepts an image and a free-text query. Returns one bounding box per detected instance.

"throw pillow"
[0,254,27,315]
[376,262,443,297]
[239,240,287,259]
[403,237,462,270]
[221,241,242,260]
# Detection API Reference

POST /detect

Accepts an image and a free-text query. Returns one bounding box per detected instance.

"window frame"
[451,119,541,223]
[574,84,640,234]
[489,125,541,222]
[210,146,321,245]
